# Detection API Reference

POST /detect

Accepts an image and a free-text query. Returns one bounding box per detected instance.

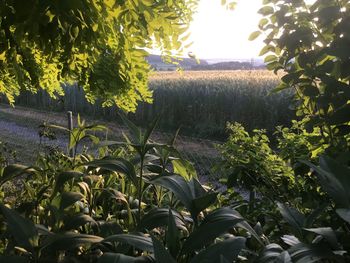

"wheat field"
[15,70,294,140]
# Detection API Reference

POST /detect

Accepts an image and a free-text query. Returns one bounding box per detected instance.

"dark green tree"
[251,0,350,149]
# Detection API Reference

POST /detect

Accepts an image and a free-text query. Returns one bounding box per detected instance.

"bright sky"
[188,0,264,60]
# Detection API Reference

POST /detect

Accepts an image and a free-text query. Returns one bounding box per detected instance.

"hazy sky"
[188,0,264,59]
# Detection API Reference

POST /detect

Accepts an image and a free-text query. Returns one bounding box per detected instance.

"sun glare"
[188,0,264,60]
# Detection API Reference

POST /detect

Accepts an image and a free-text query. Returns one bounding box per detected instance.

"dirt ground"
[0,104,220,176]
[0,104,254,198]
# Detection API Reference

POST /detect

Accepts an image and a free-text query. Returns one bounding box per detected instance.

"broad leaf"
[83,157,138,187]
[119,113,142,143]
[0,165,35,186]
[249,31,261,41]
[151,175,217,220]
[257,243,285,263]
[172,159,197,180]
[304,227,339,249]
[63,213,97,230]
[275,251,292,263]
[167,209,181,258]
[151,175,194,214]
[41,232,102,251]
[289,242,343,263]
[97,253,152,263]
[103,233,153,252]
[152,234,176,263]
[53,171,84,195]
[281,235,300,246]
[303,156,350,208]
[0,204,38,251]
[142,115,160,145]
[190,237,246,263]
[59,192,84,210]
[336,208,350,224]
[138,208,186,231]
[181,208,245,254]
[277,202,305,237]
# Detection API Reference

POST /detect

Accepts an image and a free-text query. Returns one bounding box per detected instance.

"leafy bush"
[1,113,350,262]
[0,117,263,262]
[216,123,295,200]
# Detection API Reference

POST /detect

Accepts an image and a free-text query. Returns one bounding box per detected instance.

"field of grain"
[135,70,293,138]
[14,70,294,139]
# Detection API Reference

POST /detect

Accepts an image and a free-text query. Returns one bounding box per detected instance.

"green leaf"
[304,204,328,227]
[138,208,186,231]
[258,18,269,29]
[277,203,305,238]
[192,192,218,215]
[119,113,142,143]
[264,54,278,63]
[59,192,84,210]
[289,242,342,262]
[53,171,84,196]
[97,253,151,263]
[271,82,289,93]
[172,158,197,180]
[152,234,176,263]
[257,243,285,263]
[259,44,275,56]
[181,208,245,254]
[275,251,292,263]
[151,175,216,220]
[63,213,97,230]
[329,104,350,125]
[300,85,319,97]
[236,220,263,245]
[0,164,35,186]
[151,175,194,214]
[258,6,274,15]
[190,237,246,263]
[82,157,138,188]
[303,156,350,208]
[0,204,38,251]
[97,221,124,238]
[304,227,339,249]
[281,235,300,246]
[167,209,181,258]
[42,232,103,251]
[336,208,350,224]
[103,234,154,252]
[249,31,261,41]
[142,115,160,145]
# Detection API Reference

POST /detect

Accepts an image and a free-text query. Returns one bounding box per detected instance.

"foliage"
[212,0,350,260]
[1,116,350,262]
[276,120,325,162]
[216,122,294,199]
[1,0,350,262]
[215,123,350,261]
[0,0,199,111]
[255,0,350,151]
[0,117,263,262]
[0,141,16,167]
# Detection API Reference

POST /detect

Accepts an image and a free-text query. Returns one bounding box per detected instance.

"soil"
[0,104,250,199]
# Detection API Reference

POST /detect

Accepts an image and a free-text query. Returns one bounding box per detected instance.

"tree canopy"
[252,0,350,149]
[0,0,199,111]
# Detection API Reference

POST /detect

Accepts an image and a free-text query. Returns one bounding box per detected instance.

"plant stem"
[138,155,144,224]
